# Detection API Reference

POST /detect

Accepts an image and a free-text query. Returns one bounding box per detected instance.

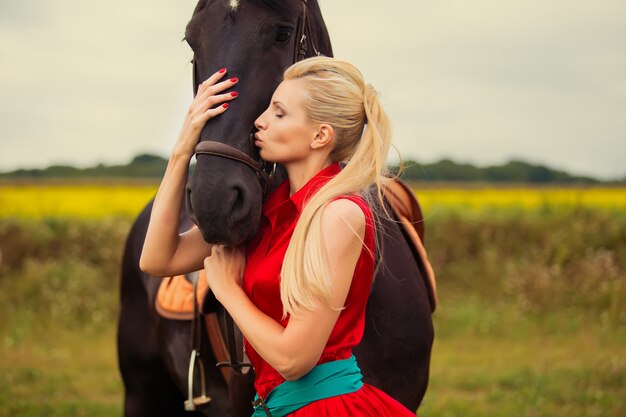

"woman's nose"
[254,110,268,130]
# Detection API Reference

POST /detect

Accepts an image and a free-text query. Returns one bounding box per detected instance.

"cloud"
[0,0,196,169]
[1,0,624,179]
[321,0,626,178]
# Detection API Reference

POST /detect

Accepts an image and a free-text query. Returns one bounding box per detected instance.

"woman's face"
[253,79,318,164]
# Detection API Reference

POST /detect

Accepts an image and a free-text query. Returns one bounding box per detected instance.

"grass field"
[0,183,625,416]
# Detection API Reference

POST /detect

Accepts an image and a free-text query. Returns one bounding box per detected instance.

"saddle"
[156,270,208,320]
[380,176,438,312]
[156,270,234,382]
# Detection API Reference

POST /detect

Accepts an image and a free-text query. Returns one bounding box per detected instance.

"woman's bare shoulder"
[322,198,366,237]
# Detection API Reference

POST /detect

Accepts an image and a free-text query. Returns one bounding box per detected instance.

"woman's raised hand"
[173,68,239,159]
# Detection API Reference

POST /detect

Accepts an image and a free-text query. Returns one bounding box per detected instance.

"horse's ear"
[192,0,209,16]
[300,0,334,58]
[256,0,300,15]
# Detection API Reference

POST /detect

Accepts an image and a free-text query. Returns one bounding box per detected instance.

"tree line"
[390,159,609,184]
[0,153,621,184]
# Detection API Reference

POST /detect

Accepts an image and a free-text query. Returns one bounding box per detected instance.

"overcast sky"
[1,0,625,179]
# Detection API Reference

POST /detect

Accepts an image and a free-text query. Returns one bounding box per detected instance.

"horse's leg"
[354,212,434,410]
[118,260,192,415]
[118,203,201,417]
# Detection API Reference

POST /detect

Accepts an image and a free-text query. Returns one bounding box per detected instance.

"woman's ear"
[311,124,334,150]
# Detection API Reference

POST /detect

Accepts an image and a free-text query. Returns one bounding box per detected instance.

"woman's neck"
[285,158,333,197]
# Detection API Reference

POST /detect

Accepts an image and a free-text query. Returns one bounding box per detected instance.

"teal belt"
[251,355,363,417]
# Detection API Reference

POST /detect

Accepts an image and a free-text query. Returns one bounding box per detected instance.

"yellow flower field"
[0,184,158,218]
[1,183,626,218]
[412,185,626,214]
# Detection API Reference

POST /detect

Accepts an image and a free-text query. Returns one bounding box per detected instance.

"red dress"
[242,163,417,416]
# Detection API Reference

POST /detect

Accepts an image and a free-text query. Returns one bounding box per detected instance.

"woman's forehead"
[272,79,308,108]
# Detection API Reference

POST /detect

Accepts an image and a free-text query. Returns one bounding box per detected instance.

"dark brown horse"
[117,1,434,416]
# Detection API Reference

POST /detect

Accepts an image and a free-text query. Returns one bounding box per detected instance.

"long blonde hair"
[280,56,392,318]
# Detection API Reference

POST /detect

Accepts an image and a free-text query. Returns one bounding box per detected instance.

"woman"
[140,57,417,416]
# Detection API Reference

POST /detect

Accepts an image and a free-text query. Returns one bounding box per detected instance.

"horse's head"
[184,0,332,245]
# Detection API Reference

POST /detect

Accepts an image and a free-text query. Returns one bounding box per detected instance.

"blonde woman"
[141,56,417,416]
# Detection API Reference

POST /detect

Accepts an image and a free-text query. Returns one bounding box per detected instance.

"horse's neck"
[268,165,288,193]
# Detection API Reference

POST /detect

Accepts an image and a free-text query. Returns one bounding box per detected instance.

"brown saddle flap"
[381,177,438,312]
[156,270,210,320]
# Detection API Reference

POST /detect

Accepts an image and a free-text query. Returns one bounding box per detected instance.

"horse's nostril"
[229,185,249,224]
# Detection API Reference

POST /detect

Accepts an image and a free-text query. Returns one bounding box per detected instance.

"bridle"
[184,2,323,408]
[193,0,321,197]
[294,0,321,62]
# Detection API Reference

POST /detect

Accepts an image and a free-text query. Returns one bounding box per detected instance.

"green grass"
[0,327,123,417]
[0,209,625,416]
[419,297,626,417]
[2,302,623,416]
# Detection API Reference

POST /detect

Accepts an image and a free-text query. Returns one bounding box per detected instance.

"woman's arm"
[140,69,238,277]
[205,199,366,380]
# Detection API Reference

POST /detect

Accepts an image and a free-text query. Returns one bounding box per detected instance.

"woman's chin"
[259,149,273,162]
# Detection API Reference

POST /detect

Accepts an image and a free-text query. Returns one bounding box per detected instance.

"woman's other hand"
[204,245,246,299]
[173,69,239,158]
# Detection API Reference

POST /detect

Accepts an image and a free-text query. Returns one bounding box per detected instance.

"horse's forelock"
[228,0,240,11]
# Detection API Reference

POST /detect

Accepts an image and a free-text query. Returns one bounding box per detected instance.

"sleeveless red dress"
[242,163,417,416]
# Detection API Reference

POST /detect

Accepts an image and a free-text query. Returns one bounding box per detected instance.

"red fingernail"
[230,92,238,97]
[230,77,238,83]
[218,68,226,73]
[222,103,229,109]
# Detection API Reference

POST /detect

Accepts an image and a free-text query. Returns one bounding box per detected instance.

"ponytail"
[280,57,392,317]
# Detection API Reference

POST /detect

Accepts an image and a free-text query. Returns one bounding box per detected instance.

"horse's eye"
[275,26,292,44]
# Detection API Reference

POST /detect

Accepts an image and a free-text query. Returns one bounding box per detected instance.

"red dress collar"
[263,162,342,218]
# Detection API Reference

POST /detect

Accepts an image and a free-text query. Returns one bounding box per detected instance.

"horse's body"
[118,1,434,416]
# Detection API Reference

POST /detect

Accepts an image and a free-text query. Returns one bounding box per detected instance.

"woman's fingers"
[197,71,239,100]
[189,91,236,120]
[198,101,231,122]
[204,245,246,288]
[197,68,227,93]
[182,68,240,131]
[198,91,238,111]
[192,68,239,122]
